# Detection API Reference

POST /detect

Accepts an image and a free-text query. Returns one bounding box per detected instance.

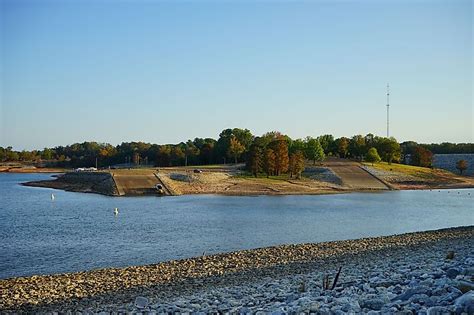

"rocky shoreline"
[1,226,473,313]
[21,172,119,196]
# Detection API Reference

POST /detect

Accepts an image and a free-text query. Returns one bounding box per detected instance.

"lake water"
[1,173,473,279]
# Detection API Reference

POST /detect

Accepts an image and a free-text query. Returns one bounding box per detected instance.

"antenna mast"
[386,83,390,138]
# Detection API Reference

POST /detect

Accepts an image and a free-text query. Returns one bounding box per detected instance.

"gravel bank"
[1,226,473,313]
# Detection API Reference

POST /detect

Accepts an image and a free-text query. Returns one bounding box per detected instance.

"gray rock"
[285,293,299,303]
[360,298,385,311]
[462,267,474,276]
[454,291,474,314]
[134,297,149,309]
[392,286,431,301]
[456,280,474,293]
[309,301,320,312]
[446,268,460,279]
[409,293,432,306]
[427,306,448,315]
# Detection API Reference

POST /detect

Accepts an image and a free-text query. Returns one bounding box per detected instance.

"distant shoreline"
[0,167,68,173]
[18,161,474,197]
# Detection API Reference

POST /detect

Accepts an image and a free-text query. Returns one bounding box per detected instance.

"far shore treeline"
[1,129,473,172]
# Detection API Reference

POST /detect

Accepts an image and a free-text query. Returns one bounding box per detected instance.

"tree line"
[1,129,471,172]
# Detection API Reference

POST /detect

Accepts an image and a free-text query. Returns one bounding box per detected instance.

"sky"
[1,0,472,150]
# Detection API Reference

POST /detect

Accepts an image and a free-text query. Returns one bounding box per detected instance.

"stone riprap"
[22,172,119,196]
[1,226,473,313]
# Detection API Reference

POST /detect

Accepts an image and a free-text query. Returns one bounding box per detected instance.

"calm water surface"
[1,173,473,279]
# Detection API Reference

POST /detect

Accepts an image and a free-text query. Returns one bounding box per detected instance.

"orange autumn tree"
[289,150,305,179]
[264,148,276,177]
[270,136,289,176]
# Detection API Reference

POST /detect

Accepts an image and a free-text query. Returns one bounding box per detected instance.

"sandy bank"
[1,226,472,312]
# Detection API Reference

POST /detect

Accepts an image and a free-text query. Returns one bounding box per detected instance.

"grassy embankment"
[362,161,474,189]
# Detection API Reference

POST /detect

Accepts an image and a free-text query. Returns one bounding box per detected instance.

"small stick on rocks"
[323,274,330,290]
[331,266,342,290]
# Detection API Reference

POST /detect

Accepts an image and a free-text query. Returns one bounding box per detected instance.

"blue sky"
[1,0,472,150]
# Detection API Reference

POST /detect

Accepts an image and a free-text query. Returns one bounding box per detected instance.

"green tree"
[349,135,366,159]
[247,144,263,177]
[456,160,468,175]
[228,136,245,164]
[6,147,19,161]
[317,134,335,155]
[171,146,185,166]
[305,137,325,164]
[199,141,215,165]
[289,138,305,154]
[364,133,375,149]
[264,148,276,177]
[216,128,253,164]
[365,147,381,165]
[231,128,254,151]
[378,137,401,164]
[157,145,172,166]
[0,147,7,161]
[41,148,54,160]
[336,137,349,158]
[185,140,200,166]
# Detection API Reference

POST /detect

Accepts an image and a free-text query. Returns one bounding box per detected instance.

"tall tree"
[247,144,263,177]
[289,138,305,154]
[185,140,200,166]
[231,128,254,151]
[305,137,325,164]
[364,133,375,149]
[227,136,245,164]
[171,146,185,166]
[270,137,289,175]
[157,145,172,166]
[378,137,401,164]
[216,128,253,164]
[317,134,335,155]
[289,150,305,179]
[263,148,276,177]
[336,137,349,158]
[349,135,366,159]
[411,146,433,168]
[199,142,215,165]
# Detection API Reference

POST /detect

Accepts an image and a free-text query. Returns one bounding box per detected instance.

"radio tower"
[386,83,390,138]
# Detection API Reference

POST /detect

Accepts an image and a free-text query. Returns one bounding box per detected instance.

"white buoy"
[51,193,55,200]
[114,207,119,216]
